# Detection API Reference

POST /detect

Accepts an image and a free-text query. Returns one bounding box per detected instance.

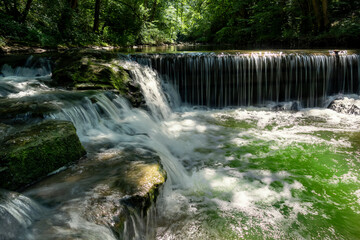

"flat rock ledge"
[0,120,86,190]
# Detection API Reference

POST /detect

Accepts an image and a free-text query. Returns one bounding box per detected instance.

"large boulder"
[25,148,166,239]
[82,149,167,237]
[52,50,144,107]
[0,120,86,190]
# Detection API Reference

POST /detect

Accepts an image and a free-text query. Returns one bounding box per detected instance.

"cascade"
[48,61,189,186]
[117,59,172,119]
[1,51,360,239]
[0,56,52,77]
[132,52,360,108]
[0,190,44,239]
[0,56,52,98]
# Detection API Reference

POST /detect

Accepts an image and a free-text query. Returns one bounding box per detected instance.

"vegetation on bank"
[0,0,359,48]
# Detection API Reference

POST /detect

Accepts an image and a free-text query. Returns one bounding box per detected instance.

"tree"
[2,0,34,22]
[93,0,101,32]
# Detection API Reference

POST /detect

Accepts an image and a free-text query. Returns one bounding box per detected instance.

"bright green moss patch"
[0,120,86,190]
[213,116,257,129]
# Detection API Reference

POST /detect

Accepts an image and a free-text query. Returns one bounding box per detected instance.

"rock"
[328,97,360,115]
[0,98,61,124]
[0,120,86,190]
[271,101,299,111]
[51,50,145,107]
[0,123,12,140]
[84,148,166,236]
[25,148,166,238]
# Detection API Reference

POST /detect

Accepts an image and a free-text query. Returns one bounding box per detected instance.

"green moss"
[52,51,144,107]
[0,120,86,190]
[52,53,130,92]
[212,116,256,129]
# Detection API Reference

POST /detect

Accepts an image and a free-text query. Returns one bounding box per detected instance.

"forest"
[1,0,360,49]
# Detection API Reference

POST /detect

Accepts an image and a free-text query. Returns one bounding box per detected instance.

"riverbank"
[0,41,200,55]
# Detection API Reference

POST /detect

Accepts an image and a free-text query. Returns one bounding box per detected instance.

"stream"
[1,49,360,239]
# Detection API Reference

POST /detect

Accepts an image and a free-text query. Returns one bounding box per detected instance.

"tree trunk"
[150,0,157,21]
[321,0,329,31]
[2,0,10,13]
[93,0,101,32]
[69,0,78,10]
[20,0,33,23]
[10,0,21,21]
[311,0,322,33]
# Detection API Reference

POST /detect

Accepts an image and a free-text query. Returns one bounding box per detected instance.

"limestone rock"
[52,50,145,107]
[25,148,166,238]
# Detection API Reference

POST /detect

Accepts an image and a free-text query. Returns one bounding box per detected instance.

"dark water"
[132,51,360,108]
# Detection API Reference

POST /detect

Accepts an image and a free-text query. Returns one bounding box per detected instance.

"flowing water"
[132,51,360,108]
[1,51,360,239]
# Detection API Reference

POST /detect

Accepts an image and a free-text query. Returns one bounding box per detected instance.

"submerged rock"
[328,97,360,115]
[0,120,86,190]
[52,50,145,107]
[271,101,299,111]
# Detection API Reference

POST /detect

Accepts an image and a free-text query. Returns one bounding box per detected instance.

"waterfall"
[0,56,52,78]
[117,59,173,119]
[132,52,360,108]
[49,92,188,185]
[0,190,44,240]
[0,56,52,98]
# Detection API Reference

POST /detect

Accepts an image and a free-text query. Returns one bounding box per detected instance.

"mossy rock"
[81,148,167,236]
[52,50,144,107]
[0,120,86,190]
[0,98,61,124]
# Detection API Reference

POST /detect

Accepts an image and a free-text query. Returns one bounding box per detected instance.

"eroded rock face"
[0,120,86,190]
[52,50,145,108]
[328,97,360,115]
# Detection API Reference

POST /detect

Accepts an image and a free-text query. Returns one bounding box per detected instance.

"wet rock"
[0,123,12,140]
[0,98,61,124]
[52,50,145,107]
[25,148,166,238]
[84,149,166,236]
[271,101,299,111]
[0,120,86,190]
[328,97,360,115]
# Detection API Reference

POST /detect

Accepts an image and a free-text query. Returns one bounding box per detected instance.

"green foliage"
[0,0,359,47]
